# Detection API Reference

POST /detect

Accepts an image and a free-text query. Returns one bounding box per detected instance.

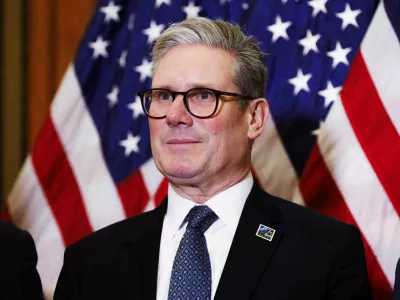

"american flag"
[3,0,399,298]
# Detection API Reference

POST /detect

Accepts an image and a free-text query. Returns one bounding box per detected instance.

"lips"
[166,138,201,144]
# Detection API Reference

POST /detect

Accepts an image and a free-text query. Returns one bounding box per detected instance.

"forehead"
[152,44,235,90]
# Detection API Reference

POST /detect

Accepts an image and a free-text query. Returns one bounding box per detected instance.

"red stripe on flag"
[0,204,12,222]
[117,170,149,218]
[31,118,93,246]
[341,52,400,217]
[300,144,393,300]
[154,178,168,207]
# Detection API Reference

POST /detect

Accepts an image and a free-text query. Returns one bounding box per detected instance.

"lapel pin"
[256,224,276,242]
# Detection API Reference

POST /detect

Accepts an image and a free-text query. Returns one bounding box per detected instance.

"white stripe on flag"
[318,98,400,286]
[141,158,164,197]
[141,158,165,211]
[361,2,400,135]
[252,116,304,205]
[7,157,65,299]
[51,64,126,230]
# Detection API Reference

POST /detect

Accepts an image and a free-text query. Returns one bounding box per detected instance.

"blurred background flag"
[2,0,399,298]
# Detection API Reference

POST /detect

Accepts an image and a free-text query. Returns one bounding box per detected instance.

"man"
[394,258,400,300]
[0,219,43,299]
[54,17,371,299]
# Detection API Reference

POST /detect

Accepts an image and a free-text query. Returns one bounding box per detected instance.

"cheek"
[206,107,246,135]
[149,121,165,155]
[149,120,163,140]
[202,116,241,151]
[213,115,248,150]
[203,120,223,136]
[202,113,234,136]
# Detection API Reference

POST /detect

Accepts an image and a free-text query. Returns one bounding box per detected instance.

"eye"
[199,92,210,99]
[189,89,215,102]
[160,91,171,100]
[152,90,172,101]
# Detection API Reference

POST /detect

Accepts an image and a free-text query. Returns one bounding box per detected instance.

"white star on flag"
[298,30,321,55]
[100,1,122,23]
[336,3,362,30]
[242,3,249,10]
[143,20,165,44]
[220,0,232,5]
[128,96,145,119]
[308,0,329,17]
[318,81,342,107]
[135,58,153,82]
[106,85,119,107]
[183,1,202,19]
[312,121,325,136]
[120,132,141,156]
[327,42,351,68]
[118,50,128,68]
[155,0,171,9]
[267,16,292,42]
[89,36,110,59]
[288,69,312,96]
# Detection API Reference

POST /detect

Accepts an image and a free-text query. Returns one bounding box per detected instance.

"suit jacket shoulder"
[215,184,372,300]
[54,201,167,300]
[70,206,162,248]
[267,191,357,238]
[0,220,43,300]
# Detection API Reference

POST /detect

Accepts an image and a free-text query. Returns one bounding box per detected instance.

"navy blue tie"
[168,205,219,300]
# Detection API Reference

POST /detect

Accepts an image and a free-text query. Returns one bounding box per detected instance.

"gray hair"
[152,17,267,107]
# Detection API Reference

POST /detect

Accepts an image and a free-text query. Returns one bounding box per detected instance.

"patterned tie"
[168,205,219,300]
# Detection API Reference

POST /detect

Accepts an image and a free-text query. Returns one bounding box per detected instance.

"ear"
[247,98,269,140]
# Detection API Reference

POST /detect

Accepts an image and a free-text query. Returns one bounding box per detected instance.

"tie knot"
[185,205,218,233]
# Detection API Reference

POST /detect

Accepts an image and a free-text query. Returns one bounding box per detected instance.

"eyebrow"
[152,83,221,91]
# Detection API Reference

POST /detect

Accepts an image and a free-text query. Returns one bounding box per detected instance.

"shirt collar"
[164,172,253,237]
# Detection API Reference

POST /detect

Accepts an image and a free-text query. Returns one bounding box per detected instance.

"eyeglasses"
[137,88,254,119]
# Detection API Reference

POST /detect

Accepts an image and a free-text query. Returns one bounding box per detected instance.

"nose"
[165,95,193,127]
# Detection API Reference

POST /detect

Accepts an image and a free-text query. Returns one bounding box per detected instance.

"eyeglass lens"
[142,88,217,118]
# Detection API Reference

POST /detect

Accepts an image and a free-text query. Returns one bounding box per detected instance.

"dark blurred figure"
[394,258,400,300]
[0,220,43,300]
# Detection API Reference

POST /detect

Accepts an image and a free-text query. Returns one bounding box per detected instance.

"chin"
[157,159,203,182]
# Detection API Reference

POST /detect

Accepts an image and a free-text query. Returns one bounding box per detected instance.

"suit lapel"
[119,199,167,300]
[214,184,284,300]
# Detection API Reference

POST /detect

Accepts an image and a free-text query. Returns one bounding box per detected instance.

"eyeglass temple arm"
[220,91,254,100]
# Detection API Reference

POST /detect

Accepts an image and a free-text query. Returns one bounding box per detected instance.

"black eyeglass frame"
[137,87,255,119]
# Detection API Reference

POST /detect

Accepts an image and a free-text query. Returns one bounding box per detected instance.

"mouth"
[166,138,201,145]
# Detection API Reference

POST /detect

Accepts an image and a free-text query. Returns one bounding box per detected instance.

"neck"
[169,167,251,204]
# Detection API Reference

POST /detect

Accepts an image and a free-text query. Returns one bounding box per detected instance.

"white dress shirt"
[156,173,253,300]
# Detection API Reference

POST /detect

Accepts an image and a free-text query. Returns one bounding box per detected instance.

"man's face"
[149,44,253,187]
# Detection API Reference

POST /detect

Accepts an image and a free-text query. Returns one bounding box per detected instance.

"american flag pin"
[255,224,276,242]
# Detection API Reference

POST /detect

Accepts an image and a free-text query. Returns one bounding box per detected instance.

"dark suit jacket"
[394,258,400,300]
[54,183,372,299]
[0,220,43,300]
